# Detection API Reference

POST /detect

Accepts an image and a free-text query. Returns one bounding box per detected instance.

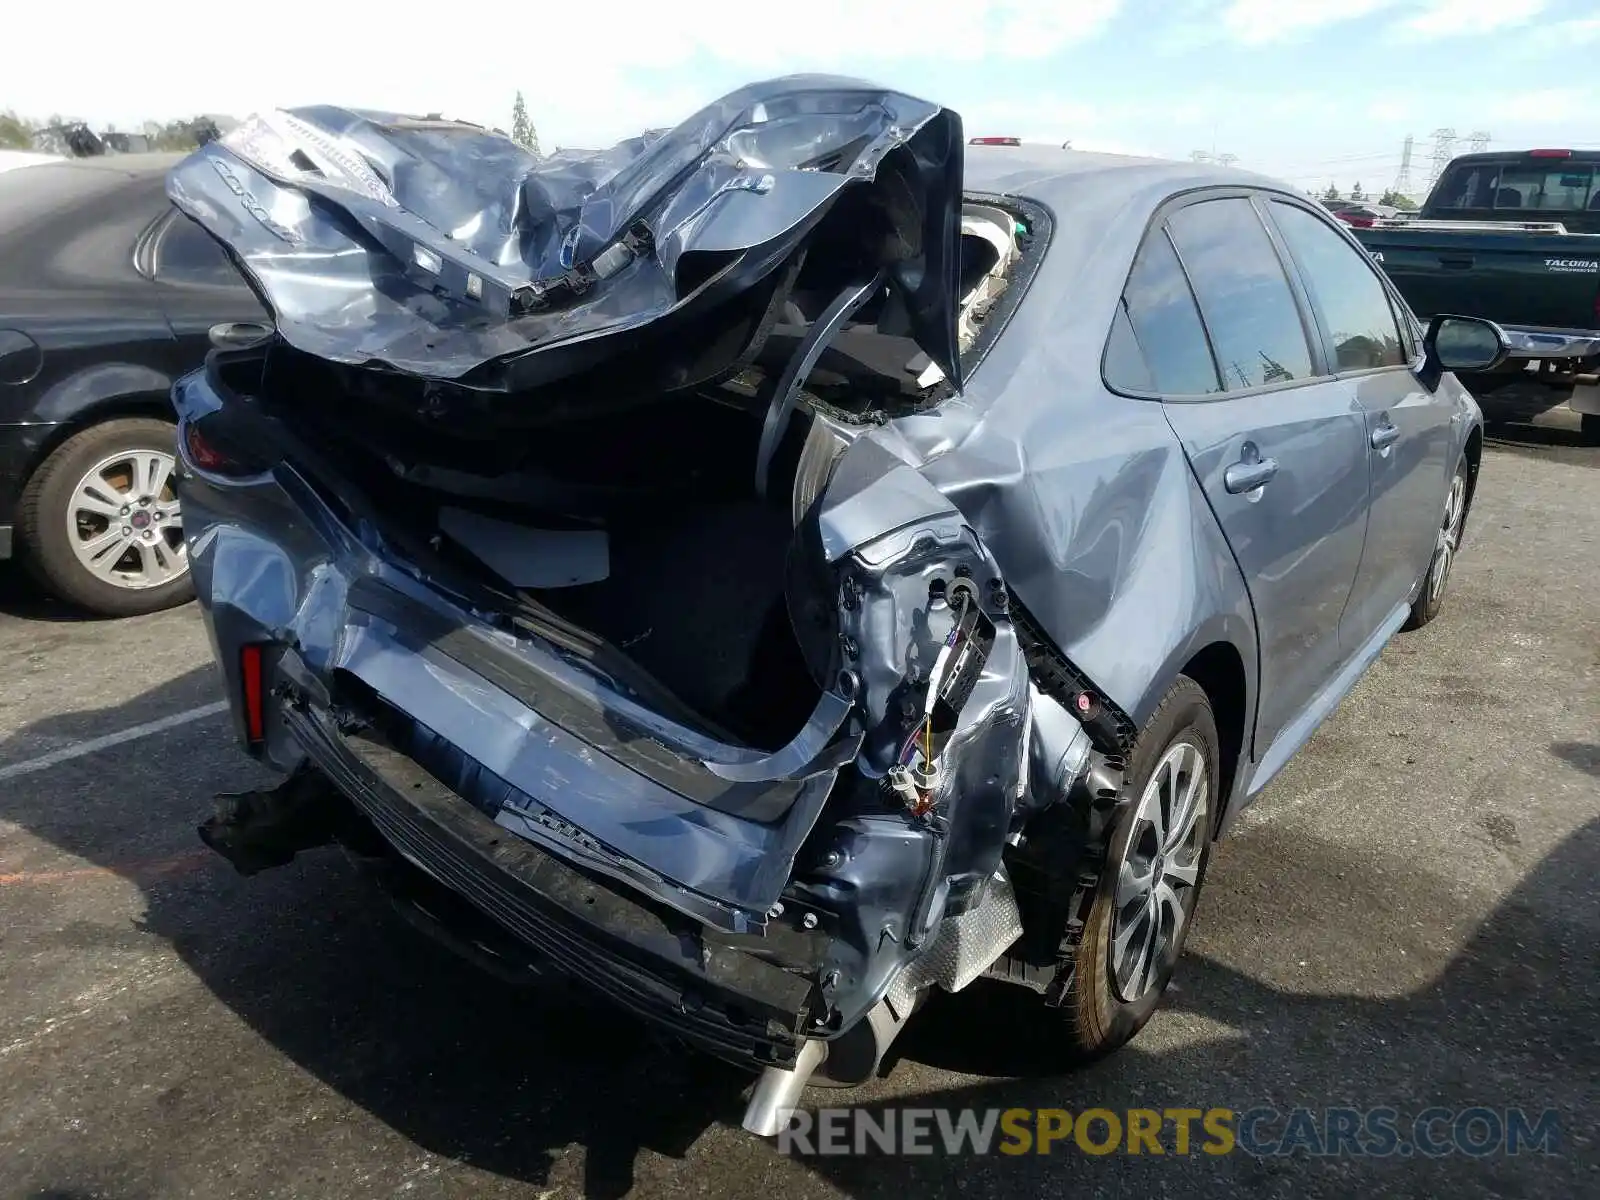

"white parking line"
[0,701,231,783]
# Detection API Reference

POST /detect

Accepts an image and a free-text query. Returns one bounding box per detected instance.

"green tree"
[1350,181,1367,201]
[0,110,37,149]
[1379,189,1419,211]
[1321,182,1341,202]
[510,92,540,156]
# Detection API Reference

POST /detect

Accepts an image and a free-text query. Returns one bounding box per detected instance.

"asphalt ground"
[0,418,1595,1199]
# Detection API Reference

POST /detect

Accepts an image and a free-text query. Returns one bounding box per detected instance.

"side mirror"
[1422,314,1509,387]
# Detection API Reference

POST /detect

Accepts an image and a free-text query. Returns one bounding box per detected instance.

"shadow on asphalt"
[0,563,88,622]
[1,672,1594,1198]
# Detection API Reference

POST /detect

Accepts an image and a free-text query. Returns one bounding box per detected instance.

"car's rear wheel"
[1581,413,1600,447]
[1057,676,1218,1059]
[1403,454,1469,631]
[18,417,192,617]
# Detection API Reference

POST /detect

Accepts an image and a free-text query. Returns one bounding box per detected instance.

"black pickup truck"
[1354,149,1600,442]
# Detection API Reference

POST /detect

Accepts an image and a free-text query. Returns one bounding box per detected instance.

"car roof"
[962,143,1299,209]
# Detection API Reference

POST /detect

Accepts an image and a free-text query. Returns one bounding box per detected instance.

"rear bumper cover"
[289,706,813,1067]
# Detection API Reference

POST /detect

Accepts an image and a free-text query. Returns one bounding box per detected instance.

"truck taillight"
[969,136,1021,146]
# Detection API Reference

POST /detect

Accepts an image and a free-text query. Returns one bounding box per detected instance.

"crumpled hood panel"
[166,75,965,392]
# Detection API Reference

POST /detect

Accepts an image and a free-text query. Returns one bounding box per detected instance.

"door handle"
[1370,421,1401,450]
[1223,455,1279,494]
[208,321,272,349]
[1438,255,1474,270]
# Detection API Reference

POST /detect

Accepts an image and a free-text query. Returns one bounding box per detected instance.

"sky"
[7,0,1597,195]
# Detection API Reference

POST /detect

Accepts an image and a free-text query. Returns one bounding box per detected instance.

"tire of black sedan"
[17,418,193,617]
[1403,454,1469,631]
[1581,413,1600,447]
[1058,675,1218,1059]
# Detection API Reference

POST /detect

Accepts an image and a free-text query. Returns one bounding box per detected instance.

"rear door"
[1264,198,1455,647]
[1113,193,1372,755]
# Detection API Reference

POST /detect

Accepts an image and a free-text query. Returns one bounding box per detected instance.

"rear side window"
[1270,202,1405,371]
[1111,229,1220,394]
[1167,198,1315,391]
[153,214,244,289]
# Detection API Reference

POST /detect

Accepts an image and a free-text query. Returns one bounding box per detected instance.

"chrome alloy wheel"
[65,449,186,590]
[1110,739,1210,1003]
[1428,469,1467,607]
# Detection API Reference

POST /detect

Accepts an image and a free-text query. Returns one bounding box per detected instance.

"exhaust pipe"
[743,1036,828,1137]
[743,990,925,1136]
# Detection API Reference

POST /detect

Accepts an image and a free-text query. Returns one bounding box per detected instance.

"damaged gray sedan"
[169,77,1500,1133]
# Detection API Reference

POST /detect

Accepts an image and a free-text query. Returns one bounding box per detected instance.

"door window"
[1108,228,1221,394]
[1166,198,1315,391]
[1270,201,1406,371]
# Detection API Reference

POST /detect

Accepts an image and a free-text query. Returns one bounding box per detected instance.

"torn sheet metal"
[166,76,966,393]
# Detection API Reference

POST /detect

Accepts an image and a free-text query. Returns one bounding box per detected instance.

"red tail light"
[1528,148,1572,158]
[184,423,232,472]
[969,136,1022,146]
[239,644,267,745]
[181,418,272,479]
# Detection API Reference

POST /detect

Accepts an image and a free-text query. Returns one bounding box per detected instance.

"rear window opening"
[212,197,1044,752]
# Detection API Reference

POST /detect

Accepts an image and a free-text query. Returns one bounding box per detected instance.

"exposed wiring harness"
[888,584,989,816]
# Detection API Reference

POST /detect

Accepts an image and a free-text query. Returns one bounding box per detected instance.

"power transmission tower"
[1392,135,1415,197]
[1429,127,1456,191]
[1468,130,1491,153]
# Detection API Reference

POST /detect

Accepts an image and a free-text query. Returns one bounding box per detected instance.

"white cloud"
[1403,0,1547,37]
[1515,13,1600,53]
[4,1,1124,146]
[1219,0,1395,45]
[1193,0,1548,46]
[1493,87,1592,124]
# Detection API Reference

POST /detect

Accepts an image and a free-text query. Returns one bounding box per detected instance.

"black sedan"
[0,154,267,615]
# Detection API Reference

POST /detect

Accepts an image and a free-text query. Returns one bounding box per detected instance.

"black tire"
[1058,676,1219,1059]
[1403,454,1469,631]
[17,417,193,617]
[1581,413,1600,447]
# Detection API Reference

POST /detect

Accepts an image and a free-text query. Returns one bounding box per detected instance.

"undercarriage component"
[885,870,1024,1011]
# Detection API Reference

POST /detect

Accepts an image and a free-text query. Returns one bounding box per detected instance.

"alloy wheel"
[65,449,187,590]
[1428,470,1467,607]
[1110,739,1210,1003]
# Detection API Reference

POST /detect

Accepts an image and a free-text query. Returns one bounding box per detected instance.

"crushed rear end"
[170,77,1108,1127]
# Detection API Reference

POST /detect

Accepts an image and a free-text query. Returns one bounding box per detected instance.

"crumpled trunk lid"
[165,75,966,396]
